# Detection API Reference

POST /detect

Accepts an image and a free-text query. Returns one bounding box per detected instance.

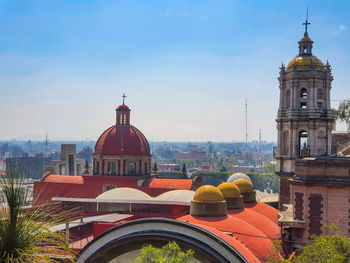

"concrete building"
[6,154,51,179]
[174,151,207,161]
[46,144,87,176]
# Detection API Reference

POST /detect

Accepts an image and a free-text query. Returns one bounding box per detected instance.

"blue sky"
[0,0,349,142]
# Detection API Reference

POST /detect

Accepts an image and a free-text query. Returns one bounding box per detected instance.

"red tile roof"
[148,178,193,190]
[178,213,277,262]
[44,175,84,184]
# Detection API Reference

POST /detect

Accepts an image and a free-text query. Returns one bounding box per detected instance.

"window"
[303,47,308,53]
[317,102,323,109]
[128,162,136,176]
[300,88,307,99]
[300,102,307,109]
[68,154,74,175]
[108,162,116,175]
[77,164,81,175]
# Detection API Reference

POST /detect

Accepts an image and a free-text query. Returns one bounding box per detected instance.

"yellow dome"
[287,55,324,71]
[300,35,311,41]
[193,185,224,202]
[234,178,254,193]
[217,182,242,198]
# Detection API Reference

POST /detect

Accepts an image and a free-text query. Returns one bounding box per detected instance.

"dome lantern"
[116,93,131,126]
[298,9,313,56]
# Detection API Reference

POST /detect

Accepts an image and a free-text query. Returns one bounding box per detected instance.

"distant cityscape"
[0,139,276,179]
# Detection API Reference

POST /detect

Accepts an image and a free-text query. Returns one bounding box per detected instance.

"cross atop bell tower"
[302,7,310,35]
[298,8,313,56]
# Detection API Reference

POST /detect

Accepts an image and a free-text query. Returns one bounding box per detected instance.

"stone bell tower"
[275,16,334,208]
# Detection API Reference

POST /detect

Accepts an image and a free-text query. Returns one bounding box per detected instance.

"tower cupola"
[298,14,313,56]
[298,33,313,56]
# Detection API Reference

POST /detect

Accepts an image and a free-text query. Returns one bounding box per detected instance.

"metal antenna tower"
[45,133,48,157]
[258,129,262,172]
[245,99,248,151]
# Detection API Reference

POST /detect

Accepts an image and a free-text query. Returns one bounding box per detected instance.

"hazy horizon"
[1,0,349,142]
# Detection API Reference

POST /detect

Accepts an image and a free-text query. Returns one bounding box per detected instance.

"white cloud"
[334,25,347,36]
[160,10,189,17]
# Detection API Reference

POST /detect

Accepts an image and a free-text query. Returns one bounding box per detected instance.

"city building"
[174,145,207,160]
[45,144,87,176]
[6,154,51,179]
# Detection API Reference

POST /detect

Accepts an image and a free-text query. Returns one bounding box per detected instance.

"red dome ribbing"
[95,125,150,156]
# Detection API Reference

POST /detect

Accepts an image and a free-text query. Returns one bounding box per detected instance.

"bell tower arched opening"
[299,131,309,157]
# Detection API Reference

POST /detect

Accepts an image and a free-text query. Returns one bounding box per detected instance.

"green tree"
[153,162,158,174]
[268,225,350,263]
[264,162,276,173]
[333,99,350,130]
[292,225,350,263]
[0,169,74,262]
[220,166,227,172]
[134,241,194,263]
[181,164,187,178]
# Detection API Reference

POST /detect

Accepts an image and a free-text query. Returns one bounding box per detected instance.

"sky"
[0,0,349,142]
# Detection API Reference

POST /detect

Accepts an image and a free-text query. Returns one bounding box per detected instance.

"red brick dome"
[95,125,150,156]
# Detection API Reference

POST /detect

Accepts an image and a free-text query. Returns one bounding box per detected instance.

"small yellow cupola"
[190,185,227,217]
[218,182,244,209]
[233,178,256,202]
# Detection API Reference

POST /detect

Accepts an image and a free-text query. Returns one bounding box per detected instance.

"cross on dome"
[302,7,310,35]
[122,93,127,105]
